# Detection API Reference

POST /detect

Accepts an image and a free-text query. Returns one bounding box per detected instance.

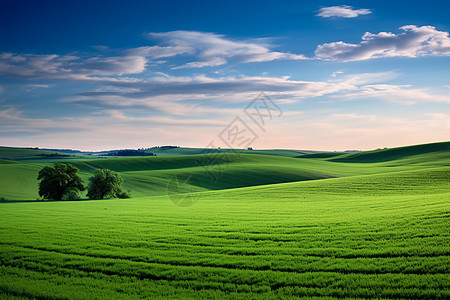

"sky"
[0,0,449,151]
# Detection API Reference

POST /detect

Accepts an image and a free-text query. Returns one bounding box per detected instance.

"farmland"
[0,142,449,298]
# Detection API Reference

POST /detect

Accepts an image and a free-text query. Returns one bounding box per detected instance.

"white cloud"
[331,71,343,77]
[0,105,228,150]
[317,5,372,18]
[126,45,192,59]
[332,113,378,121]
[27,84,50,88]
[2,102,448,151]
[315,25,450,61]
[65,74,355,111]
[145,30,306,69]
[332,83,450,104]
[62,71,450,118]
[2,71,449,151]
[426,113,449,119]
[103,109,226,126]
[69,55,146,76]
[0,30,307,79]
[174,57,227,69]
[332,71,399,85]
[0,106,55,128]
[0,52,147,80]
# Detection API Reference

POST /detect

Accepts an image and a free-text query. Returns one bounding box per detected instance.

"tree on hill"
[87,169,130,199]
[37,163,85,200]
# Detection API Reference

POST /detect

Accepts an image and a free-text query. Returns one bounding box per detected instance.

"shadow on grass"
[0,197,122,203]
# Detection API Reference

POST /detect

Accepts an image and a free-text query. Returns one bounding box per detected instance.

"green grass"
[0,164,43,200]
[3,142,448,200]
[72,154,338,197]
[0,141,449,298]
[0,146,95,162]
[329,141,450,163]
[0,153,339,200]
[0,147,57,160]
[0,167,448,298]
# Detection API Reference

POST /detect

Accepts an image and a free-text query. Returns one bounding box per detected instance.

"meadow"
[0,142,449,298]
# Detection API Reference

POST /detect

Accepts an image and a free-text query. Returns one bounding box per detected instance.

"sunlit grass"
[0,142,449,298]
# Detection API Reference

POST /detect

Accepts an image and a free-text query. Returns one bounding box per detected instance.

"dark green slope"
[1,141,449,200]
[71,154,336,197]
[329,141,450,163]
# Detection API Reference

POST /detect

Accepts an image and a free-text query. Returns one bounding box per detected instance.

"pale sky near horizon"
[0,0,449,151]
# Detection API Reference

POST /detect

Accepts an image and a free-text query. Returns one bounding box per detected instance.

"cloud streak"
[0,52,148,83]
[62,71,450,126]
[2,26,450,82]
[1,70,449,151]
[0,30,308,82]
[144,31,306,69]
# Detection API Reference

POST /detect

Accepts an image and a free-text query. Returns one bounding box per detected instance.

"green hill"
[65,154,340,198]
[329,141,450,163]
[0,160,448,298]
[1,141,449,201]
[0,141,449,298]
[0,146,97,163]
[0,146,60,160]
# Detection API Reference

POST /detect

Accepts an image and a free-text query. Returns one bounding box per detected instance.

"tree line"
[37,163,130,200]
[106,149,156,156]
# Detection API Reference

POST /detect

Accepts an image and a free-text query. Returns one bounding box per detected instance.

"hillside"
[1,141,449,200]
[0,141,449,298]
[328,141,450,163]
[0,153,338,200]
[0,162,448,298]
[0,146,97,162]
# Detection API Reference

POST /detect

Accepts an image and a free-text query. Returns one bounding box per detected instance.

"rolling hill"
[0,142,448,298]
[0,141,449,200]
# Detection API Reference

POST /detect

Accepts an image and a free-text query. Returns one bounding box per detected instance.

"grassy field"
[0,142,449,298]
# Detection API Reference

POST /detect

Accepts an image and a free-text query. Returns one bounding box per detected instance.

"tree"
[87,169,130,199]
[37,163,85,200]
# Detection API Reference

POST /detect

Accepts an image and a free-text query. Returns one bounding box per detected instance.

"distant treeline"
[141,146,180,150]
[107,150,157,156]
[37,153,71,158]
[26,146,181,154]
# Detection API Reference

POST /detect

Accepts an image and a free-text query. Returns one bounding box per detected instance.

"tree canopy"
[37,163,84,200]
[87,169,130,199]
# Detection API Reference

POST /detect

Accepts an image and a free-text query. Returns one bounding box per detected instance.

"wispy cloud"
[64,74,355,111]
[2,68,449,151]
[315,25,450,61]
[144,31,307,69]
[62,71,450,119]
[332,84,450,104]
[0,105,227,150]
[0,106,56,129]
[0,52,147,80]
[27,84,50,88]
[317,5,372,18]
[103,109,226,126]
[0,30,307,81]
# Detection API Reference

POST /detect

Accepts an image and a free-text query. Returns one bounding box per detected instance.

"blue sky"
[1,0,449,151]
